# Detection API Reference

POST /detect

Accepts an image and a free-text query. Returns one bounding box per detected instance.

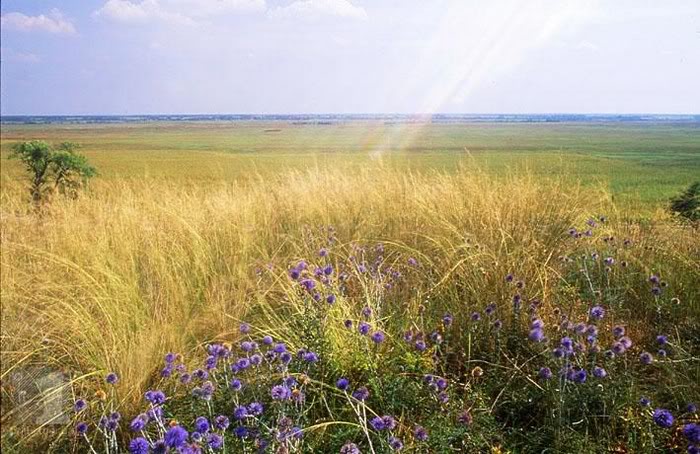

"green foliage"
[10,140,96,205]
[669,181,700,222]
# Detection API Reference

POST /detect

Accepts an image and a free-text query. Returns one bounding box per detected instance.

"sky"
[1,0,699,115]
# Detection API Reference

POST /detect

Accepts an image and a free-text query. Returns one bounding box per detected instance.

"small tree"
[669,182,700,223]
[10,140,97,206]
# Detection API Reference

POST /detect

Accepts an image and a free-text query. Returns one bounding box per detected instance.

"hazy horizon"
[2,0,699,116]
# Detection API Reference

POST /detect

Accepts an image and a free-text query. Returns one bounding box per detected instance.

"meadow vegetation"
[0,122,699,453]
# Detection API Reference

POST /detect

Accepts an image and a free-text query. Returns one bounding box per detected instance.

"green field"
[2,121,699,212]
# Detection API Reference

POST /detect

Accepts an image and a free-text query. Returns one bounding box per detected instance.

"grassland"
[1,121,699,453]
[2,121,699,212]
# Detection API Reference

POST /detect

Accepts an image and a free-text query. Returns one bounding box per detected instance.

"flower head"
[164,425,189,448]
[129,437,149,454]
[589,306,605,320]
[652,409,674,428]
[105,373,118,385]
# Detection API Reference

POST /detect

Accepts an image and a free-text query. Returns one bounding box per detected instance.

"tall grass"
[1,167,698,451]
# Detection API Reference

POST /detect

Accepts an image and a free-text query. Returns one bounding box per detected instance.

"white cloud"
[269,0,367,21]
[0,9,76,34]
[93,0,265,25]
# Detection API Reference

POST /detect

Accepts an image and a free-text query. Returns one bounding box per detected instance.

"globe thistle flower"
[234,426,249,438]
[573,369,587,384]
[442,313,453,327]
[612,342,626,355]
[207,433,224,450]
[250,354,263,366]
[280,352,293,364]
[303,351,320,362]
[414,425,428,441]
[145,390,167,405]
[234,405,249,420]
[436,378,448,390]
[437,392,449,404]
[336,378,350,391]
[369,416,385,431]
[560,337,573,349]
[130,414,148,432]
[589,306,605,320]
[271,385,291,400]
[485,303,497,316]
[358,322,371,336]
[528,328,545,343]
[225,378,242,392]
[105,372,119,385]
[147,406,163,421]
[656,335,668,345]
[687,403,698,413]
[371,331,386,344]
[160,366,173,378]
[683,423,700,444]
[129,437,149,454]
[164,352,176,364]
[649,274,660,284]
[688,444,700,454]
[340,442,361,454]
[289,268,301,280]
[493,320,503,330]
[604,257,615,266]
[74,399,87,413]
[651,286,662,296]
[552,348,566,359]
[458,410,473,426]
[640,352,654,365]
[76,422,88,435]
[586,325,598,336]
[344,319,353,329]
[152,440,167,454]
[326,294,336,304]
[205,356,218,370]
[593,367,607,378]
[639,397,651,407]
[470,311,481,322]
[262,335,273,346]
[352,387,369,401]
[505,273,514,282]
[513,294,522,310]
[273,343,287,354]
[248,402,264,416]
[538,367,553,380]
[194,416,209,433]
[652,409,674,428]
[300,279,316,292]
[612,326,625,338]
[531,319,544,329]
[657,349,667,357]
[193,368,209,380]
[415,340,427,351]
[214,415,230,430]
[574,323,587,335]
[386,436,404,451]
[240,323,251,334]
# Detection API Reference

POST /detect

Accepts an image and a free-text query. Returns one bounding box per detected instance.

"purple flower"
[493,320,503,330]
[656,335,668,345]
[194,416,209,433]
[572,369,587,384]
[289,268,301,280]
[319,248,328,257]
[593,367,607,378]
[300,278,316,292]
[76,422,88,435]
[528,328,545,343]
[414,425,428,441]
[344,319,353,329]
[230,378,243,391]
[687,403,698,413]
[234,426,248,438]
[215,415,230,430]
[326,294,336,304]
[640,352,654,365]
[74,399,87,412]
[262,335,273,345]
[234,405,248,420]
[248,402,264,416]
[470,311,481,322]
[207,433,224,450]
[531,319,544,329]
[340,442,361,454]
[652,409,674,428]
[371,331,386,344]
[303,351,319,363]
[442,313,453,327]
[358,322,371,336]
[589,306,605,320]
[352,387,369,401]
[240,323,251,334]
[271,385,291,400]
[273,343,287,353]
[369,416,385,431]
[130,414,147,432]
[639,397,651,407]
[415,340,427,351]
[388,436,404,451]
[129,437,149,454]
[105,372,118,385]
[538,367,553,380]
[164,426,188,448]
[336,378,350,391]
[683,423,700,443]
[145,390,166,405]
[612,325,625,338]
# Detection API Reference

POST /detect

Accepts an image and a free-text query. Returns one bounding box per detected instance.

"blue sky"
[1,0,698,115]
